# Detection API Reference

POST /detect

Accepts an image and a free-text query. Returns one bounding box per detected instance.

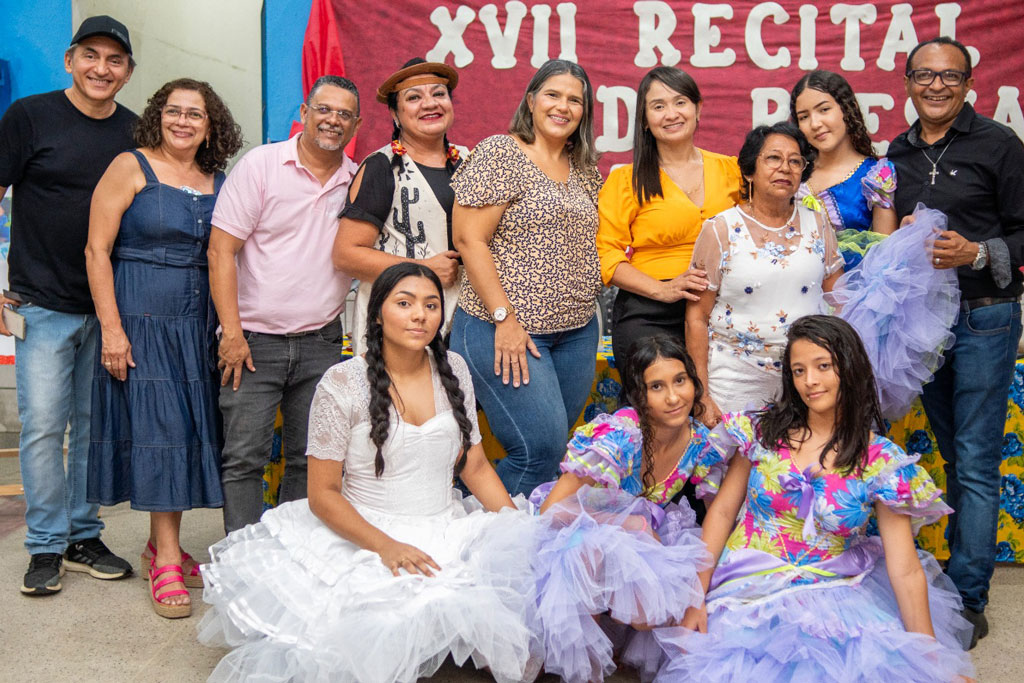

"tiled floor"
[0,457,1019,682]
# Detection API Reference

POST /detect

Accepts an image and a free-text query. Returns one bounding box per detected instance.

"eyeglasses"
[309,105,357,123]
[759,152,807,173]
[162,107,207,122]
[907,69,968,86]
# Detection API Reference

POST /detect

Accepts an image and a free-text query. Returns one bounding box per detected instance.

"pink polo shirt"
[212,134,356,334]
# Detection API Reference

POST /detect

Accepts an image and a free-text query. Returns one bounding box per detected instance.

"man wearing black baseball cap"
[0,16,137,596]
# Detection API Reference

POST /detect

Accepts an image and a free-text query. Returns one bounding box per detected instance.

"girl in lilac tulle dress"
[654,316,974,682]
[792,70,959,419]
[528,335,715,682]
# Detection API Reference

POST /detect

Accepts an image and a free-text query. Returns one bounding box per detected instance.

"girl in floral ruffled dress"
[655,315,974,682]
[528,334,716,682]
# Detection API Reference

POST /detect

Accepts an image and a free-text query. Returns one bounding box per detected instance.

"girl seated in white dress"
[198,262,540,683]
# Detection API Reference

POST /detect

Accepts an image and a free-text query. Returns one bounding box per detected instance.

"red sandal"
[148,562,191,619]
[141,540,203,588]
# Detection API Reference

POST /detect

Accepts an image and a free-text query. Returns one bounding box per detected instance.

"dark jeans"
[451,309,599,497]
[218,318,343,533]
[921,300,1021,612]
[611,288,686,378]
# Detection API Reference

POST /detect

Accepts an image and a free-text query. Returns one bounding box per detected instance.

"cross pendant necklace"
[921,133,958,185]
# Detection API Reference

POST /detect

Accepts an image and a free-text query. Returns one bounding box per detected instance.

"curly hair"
[134,78,243,174]
[790,70,874,158]
[757,315,885,476]
[737,121,816,202]
[363,263,473,478]
[619,335,705,496]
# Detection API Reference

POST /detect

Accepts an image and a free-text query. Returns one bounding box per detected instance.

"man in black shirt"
[0,16,137,595]
[888,36,1024,648]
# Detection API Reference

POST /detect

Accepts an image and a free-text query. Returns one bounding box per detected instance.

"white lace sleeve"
[306,364,354,462]
[448,351,482,445]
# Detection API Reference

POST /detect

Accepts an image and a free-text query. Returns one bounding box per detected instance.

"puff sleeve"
[861,158,897,210]
[865,438,952,532]
[560,407,643,488]
[451,135,524,207]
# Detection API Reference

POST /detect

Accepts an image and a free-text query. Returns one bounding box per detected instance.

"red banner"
[323,1,1024,173]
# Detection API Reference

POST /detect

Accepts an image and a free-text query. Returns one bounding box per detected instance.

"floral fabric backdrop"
[263,337,1024,563]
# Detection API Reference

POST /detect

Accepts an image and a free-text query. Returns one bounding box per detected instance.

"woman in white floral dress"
[686,122,843,424]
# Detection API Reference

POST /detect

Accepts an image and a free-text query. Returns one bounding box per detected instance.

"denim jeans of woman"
[451,308,599,497]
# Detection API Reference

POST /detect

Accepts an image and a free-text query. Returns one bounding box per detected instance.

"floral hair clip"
[446,145,460,162]
[391,139,407,156]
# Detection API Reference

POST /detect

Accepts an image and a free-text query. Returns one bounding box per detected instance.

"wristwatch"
[492,306,513,323]
[971,241,988,270]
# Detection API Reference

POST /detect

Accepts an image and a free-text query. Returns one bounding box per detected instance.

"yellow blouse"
[596,150,741,285]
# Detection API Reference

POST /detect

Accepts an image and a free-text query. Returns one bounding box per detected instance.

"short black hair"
[905,36,972,79]
[737,121,816,201]
[307,75,360,115]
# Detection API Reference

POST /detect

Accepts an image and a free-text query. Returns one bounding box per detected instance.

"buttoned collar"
[907,102,977,148]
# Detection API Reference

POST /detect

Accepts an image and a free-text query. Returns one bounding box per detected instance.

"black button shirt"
[888,103,1024,300]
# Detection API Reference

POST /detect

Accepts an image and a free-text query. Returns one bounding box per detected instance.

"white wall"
[73,0,264,158]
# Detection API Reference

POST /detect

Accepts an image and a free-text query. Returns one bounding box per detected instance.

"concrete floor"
[0,456,1020,682]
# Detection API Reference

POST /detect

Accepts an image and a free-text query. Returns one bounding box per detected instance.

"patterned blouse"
[560,407,717,506]
[451,135,603,334]
[700,412,950,574]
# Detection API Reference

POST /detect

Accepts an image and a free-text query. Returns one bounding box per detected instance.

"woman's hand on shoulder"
[699,395,723,428]
[655,267,709,303]
[376,538,441,577]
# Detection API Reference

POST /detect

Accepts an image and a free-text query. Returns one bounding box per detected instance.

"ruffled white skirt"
[198,495,541,683]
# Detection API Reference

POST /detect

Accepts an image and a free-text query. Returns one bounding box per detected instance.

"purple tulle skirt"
[653,545,974,682]
[529,485,711,683]
[826,203,960,419]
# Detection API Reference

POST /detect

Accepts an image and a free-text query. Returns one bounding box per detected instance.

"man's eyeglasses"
[309,105,357,123]
[907,69,969,87]
[162,107,207,122]
[760,153,807,173]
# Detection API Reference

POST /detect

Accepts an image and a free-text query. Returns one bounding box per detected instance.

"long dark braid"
[428,336,472,475]
[364,314,394,478]
[363,262,454,477]
[620,335,705,496]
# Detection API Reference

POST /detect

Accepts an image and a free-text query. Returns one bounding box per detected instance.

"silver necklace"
[921,133,958,185]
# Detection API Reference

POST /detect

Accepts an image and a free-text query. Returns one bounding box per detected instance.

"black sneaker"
[962,607,989,650]
[64,537,133,580]
[21,553,64,595]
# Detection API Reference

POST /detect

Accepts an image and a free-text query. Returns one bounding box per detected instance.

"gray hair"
[307,75,360,115]
[508,59,599,169]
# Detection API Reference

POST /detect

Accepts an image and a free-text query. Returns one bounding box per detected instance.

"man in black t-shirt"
[0,16,137,596]
[888,36,1024,649]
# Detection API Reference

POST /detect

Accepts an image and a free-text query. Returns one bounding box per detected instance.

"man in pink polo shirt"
[208,75,362,533]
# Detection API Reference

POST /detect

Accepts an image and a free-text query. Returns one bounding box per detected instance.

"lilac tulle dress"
[653,412,974,682]
[527,408,715,682]
[825,203,960,419]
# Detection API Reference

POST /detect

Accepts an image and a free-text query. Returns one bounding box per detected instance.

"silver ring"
[104,361,112,366]
[934,257,940,264]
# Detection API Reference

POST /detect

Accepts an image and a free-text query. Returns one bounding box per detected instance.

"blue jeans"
[15,304,103,554]
[921,300,1022,612]
[451,308,599,497]
[218,319,344,533]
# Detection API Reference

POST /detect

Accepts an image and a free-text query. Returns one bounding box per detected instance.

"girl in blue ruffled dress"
[528,335,716,682]
[792,70,960,419]
[654,315,974,682]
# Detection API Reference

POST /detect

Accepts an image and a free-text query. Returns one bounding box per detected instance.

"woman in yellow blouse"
[598,66,741,375]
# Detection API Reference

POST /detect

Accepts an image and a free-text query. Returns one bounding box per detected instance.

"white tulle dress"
[198,352,541,683]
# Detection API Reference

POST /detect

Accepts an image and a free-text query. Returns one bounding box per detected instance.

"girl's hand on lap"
[680,603,707,633]
[377,539,441,577]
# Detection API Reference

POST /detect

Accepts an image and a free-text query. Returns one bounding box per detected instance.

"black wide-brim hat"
[376,58,458,104]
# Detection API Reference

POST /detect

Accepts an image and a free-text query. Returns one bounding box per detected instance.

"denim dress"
[88,150,225,510]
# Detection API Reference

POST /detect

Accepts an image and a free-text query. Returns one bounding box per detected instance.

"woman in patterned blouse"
[451,59,604,497]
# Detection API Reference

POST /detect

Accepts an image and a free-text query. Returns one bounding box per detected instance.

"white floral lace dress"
[198,352,540,683]
[690,204,843,411]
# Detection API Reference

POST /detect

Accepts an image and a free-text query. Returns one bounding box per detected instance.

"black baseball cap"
[70,15,132,56]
